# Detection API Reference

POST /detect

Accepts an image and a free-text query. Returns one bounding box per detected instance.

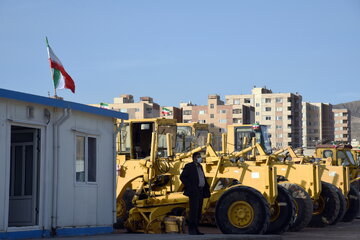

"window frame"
[75,134,98,184]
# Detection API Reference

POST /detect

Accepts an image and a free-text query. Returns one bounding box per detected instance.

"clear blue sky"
[1,0,359,107]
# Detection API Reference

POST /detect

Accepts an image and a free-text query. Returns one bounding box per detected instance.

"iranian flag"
[100,102,109,109]
[46,38,75,93]
[162,107,172,116]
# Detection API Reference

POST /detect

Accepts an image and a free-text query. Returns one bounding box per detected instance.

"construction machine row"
[114,119,360,235]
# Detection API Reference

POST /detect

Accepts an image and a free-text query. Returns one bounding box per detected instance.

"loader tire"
[280,183,313,232]
[342,185,360,222]
[115,188,135,229]
[351,179,360,219]
[309,181,340,227]
[330,186,346,225]
[215,185,270,234]
[266,185,295,234]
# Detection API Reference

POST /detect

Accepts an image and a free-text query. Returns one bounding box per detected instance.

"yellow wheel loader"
[175,122,295,234]
[226,124,351,229]
[115,119,273,234]
[313,144,360,222]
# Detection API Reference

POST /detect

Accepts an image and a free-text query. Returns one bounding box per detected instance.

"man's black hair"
[192,152,201,162]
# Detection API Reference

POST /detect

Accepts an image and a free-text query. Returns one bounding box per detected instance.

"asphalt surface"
[36,219,360,240]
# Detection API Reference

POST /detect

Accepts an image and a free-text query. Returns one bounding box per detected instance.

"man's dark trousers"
[188,187,204,234]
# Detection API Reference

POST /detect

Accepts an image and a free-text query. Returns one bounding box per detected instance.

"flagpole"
[46,37,58,98]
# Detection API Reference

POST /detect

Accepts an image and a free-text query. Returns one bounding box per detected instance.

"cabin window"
[76,135,97,183]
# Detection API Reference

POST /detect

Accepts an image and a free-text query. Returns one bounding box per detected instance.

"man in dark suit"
[180,152,211,235]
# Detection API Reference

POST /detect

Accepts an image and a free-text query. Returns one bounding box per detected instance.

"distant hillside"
[334,100,360,141]
[334,100,360,118]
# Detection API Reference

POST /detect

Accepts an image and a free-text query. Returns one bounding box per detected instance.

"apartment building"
[225,87,302,149]
[181,95,254,133]
[91,94,160,119]
[333,108,351,143]
[160,106,182,122]
[302,102,334,148]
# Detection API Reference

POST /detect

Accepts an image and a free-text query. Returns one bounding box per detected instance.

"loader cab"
[175,123,208,153]
[352,149,360,165]
[316,144,356,166]
[118,118,177,159]
[227,124,272,154]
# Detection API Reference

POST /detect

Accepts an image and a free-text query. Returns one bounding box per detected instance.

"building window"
[146,108,152,113]
[76,135,97,183]
[276,116,283,120]
[275,98,283,103]
[264,98,271,103]
[135,108,140,112]
[255,103,260,107]
[276,125,282,129]
[219,119,227,123]
[120,108,127,113]
[183,110,192,115]
[264,116,271,121]
[199,110,206,115]
[276,107,283,111]
[244,98,251,103]
[276,142,283,148]
[233,118,242,124]
[210,114,214,118]
[183,120,191,123]
[233,109,242,114]
[255,112,260,116]
[199,120,206,123]
[219,109,227,114]
[287,97,292,102]
[210,104,214,109]
[264,107,271,112]
[209,123,214,128]
[276,134,283,138]
[233,99,240,105]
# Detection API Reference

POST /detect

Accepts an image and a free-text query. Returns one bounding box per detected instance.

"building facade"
[181,95,254,134]
[302,102,334,148]
[0,88,128,239]
[333,108,351,143]
[226,87,302,149]
[92,95,160,119]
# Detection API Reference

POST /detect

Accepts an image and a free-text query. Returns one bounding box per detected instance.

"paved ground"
[282,219,360,240]
[37,219,360,240]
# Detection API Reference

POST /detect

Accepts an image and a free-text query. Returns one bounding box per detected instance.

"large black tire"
[215,185,270,234]
[280,183,313,232]
[330,185,346,225]
[351,179,360,219]
[115,188,135,229]
[342,185,360,222]
[266,185,296,234]
[309,181,340,227]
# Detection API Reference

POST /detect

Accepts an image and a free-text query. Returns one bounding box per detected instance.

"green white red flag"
[100,102,109,109]
[46,38,75,93]
[162,107,172,116]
